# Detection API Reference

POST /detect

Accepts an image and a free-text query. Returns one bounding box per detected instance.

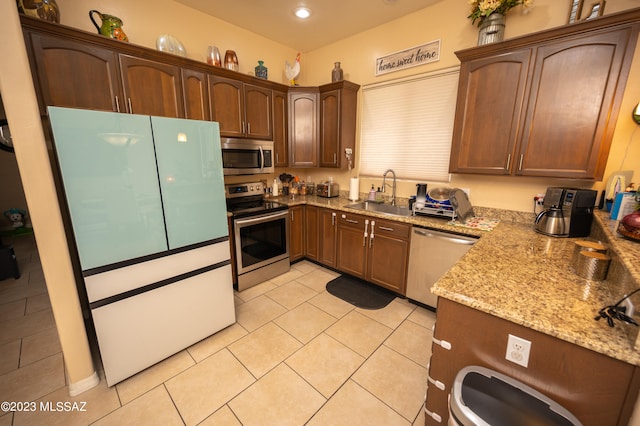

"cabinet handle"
[432,336,452,350]
[127,98,133,114]
[247,122,251,134]
[276,153,279,163]
[363,219,369,246]
[333,153,337,164]
[506,154,511,170]
[518,154,524,171]
[369,221,375,248]
[379,226,394,232]
[345,219,358,224]
[427,375,446,391]
[115,96,120,113]
[331,212,336,226]
[290,211,294,221]
[424,408,442,423]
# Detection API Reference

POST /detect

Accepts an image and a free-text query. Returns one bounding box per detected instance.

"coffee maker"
[535,187,597,237]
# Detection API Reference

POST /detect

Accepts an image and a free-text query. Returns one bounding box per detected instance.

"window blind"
[359,66,459,182]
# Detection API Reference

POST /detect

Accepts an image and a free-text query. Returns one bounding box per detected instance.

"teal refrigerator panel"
[49,107,168,270]
[151,117,228,248]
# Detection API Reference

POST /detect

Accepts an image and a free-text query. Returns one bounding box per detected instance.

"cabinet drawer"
[369,218,410,239]
[337,212,367,228]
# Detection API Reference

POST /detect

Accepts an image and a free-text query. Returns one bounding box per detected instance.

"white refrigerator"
[48,107,235,386]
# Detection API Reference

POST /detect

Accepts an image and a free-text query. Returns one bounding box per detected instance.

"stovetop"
[225,181,288,218]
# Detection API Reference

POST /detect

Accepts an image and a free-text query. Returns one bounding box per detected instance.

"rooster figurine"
[285,53,301,86]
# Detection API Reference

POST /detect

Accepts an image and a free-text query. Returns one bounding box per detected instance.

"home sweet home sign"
[375,40,441,76]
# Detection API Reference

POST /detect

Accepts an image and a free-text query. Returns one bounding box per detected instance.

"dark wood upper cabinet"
[181,68,209,121]
[450,13,640,180]
[119,55,184,118]
[448,50,530,175]
[26,31,124,114]
[21,15,287,126]
[319,81,359,168]
[288,88,319,167]
[209,76,272,139]
[272,90,288,167]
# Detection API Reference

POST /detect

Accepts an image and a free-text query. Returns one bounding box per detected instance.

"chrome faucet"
[382,169,397,206]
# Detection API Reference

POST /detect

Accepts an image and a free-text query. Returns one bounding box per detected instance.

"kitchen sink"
[345,201,413,217]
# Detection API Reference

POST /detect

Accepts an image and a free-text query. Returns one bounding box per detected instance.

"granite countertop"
[271,195,640,366]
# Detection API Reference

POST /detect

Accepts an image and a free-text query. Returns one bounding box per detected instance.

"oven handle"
[259,145,265,173]
[234,209,288,227]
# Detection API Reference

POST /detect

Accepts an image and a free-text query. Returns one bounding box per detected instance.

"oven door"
[233,209,289,275]
[222,139,274,175]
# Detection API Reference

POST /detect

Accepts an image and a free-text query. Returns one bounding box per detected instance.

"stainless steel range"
[226,182,290,291]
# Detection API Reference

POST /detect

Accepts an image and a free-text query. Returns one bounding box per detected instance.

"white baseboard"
[68,371,100,397]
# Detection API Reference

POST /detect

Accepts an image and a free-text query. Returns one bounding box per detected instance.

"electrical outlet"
[505,334,531,367]
[534,194,545,206]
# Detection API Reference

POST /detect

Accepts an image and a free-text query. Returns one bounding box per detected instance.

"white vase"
[478,13,505,45]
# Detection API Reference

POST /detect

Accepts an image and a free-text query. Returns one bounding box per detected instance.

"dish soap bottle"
[376,187,384,203]
[368,185,376,201]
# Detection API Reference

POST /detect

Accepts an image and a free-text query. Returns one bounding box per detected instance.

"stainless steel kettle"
[535,208,566,236]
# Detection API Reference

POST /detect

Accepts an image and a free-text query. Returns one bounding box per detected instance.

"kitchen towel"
[349,177,359,201]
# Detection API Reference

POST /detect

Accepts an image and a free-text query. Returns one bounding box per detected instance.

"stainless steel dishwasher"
[406,227,477,309]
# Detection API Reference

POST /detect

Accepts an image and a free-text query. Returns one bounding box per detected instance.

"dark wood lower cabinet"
[335,211,409,294]
[336,212,368,278]
[288,206,305,262]
[319,209,338,268]
[426,298,640,426]
[304,206,319,261]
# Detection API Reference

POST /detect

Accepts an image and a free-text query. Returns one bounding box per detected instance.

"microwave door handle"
[259,145,265,173]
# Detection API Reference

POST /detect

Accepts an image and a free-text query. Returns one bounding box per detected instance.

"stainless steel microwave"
[221,138,274,175]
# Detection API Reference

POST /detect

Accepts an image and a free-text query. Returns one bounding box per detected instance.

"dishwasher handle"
[413,229,476,245]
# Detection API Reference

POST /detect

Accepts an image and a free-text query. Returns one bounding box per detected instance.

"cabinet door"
[119,55,184,117]
[304,205,319,260]
[27,31,124,113]
[245,84,272,139]
[319,209,337,267]
[289,206,305,262]
[181,68,209,121]
[319,82,359,169]
[518,29,634,179]
[449,50,531,175]
[319,89,340,167]
[208,75,244,137]
[273,90,288,167]
[288,91,319,167]
[336,212,367,278]
[366,219,410,294]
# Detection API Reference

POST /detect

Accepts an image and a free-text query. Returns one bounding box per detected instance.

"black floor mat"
[326,275,395,310]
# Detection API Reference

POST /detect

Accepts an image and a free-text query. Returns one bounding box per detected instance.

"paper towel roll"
[349,177,359,201]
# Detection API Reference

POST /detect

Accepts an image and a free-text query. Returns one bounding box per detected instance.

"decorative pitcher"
[89,10,128,42]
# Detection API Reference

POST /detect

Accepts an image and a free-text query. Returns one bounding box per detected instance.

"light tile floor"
[0,235,435,425]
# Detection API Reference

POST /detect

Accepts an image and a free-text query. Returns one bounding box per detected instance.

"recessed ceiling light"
[294,7,312,19]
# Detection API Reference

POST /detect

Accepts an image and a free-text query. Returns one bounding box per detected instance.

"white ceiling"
[175,0,444,52]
